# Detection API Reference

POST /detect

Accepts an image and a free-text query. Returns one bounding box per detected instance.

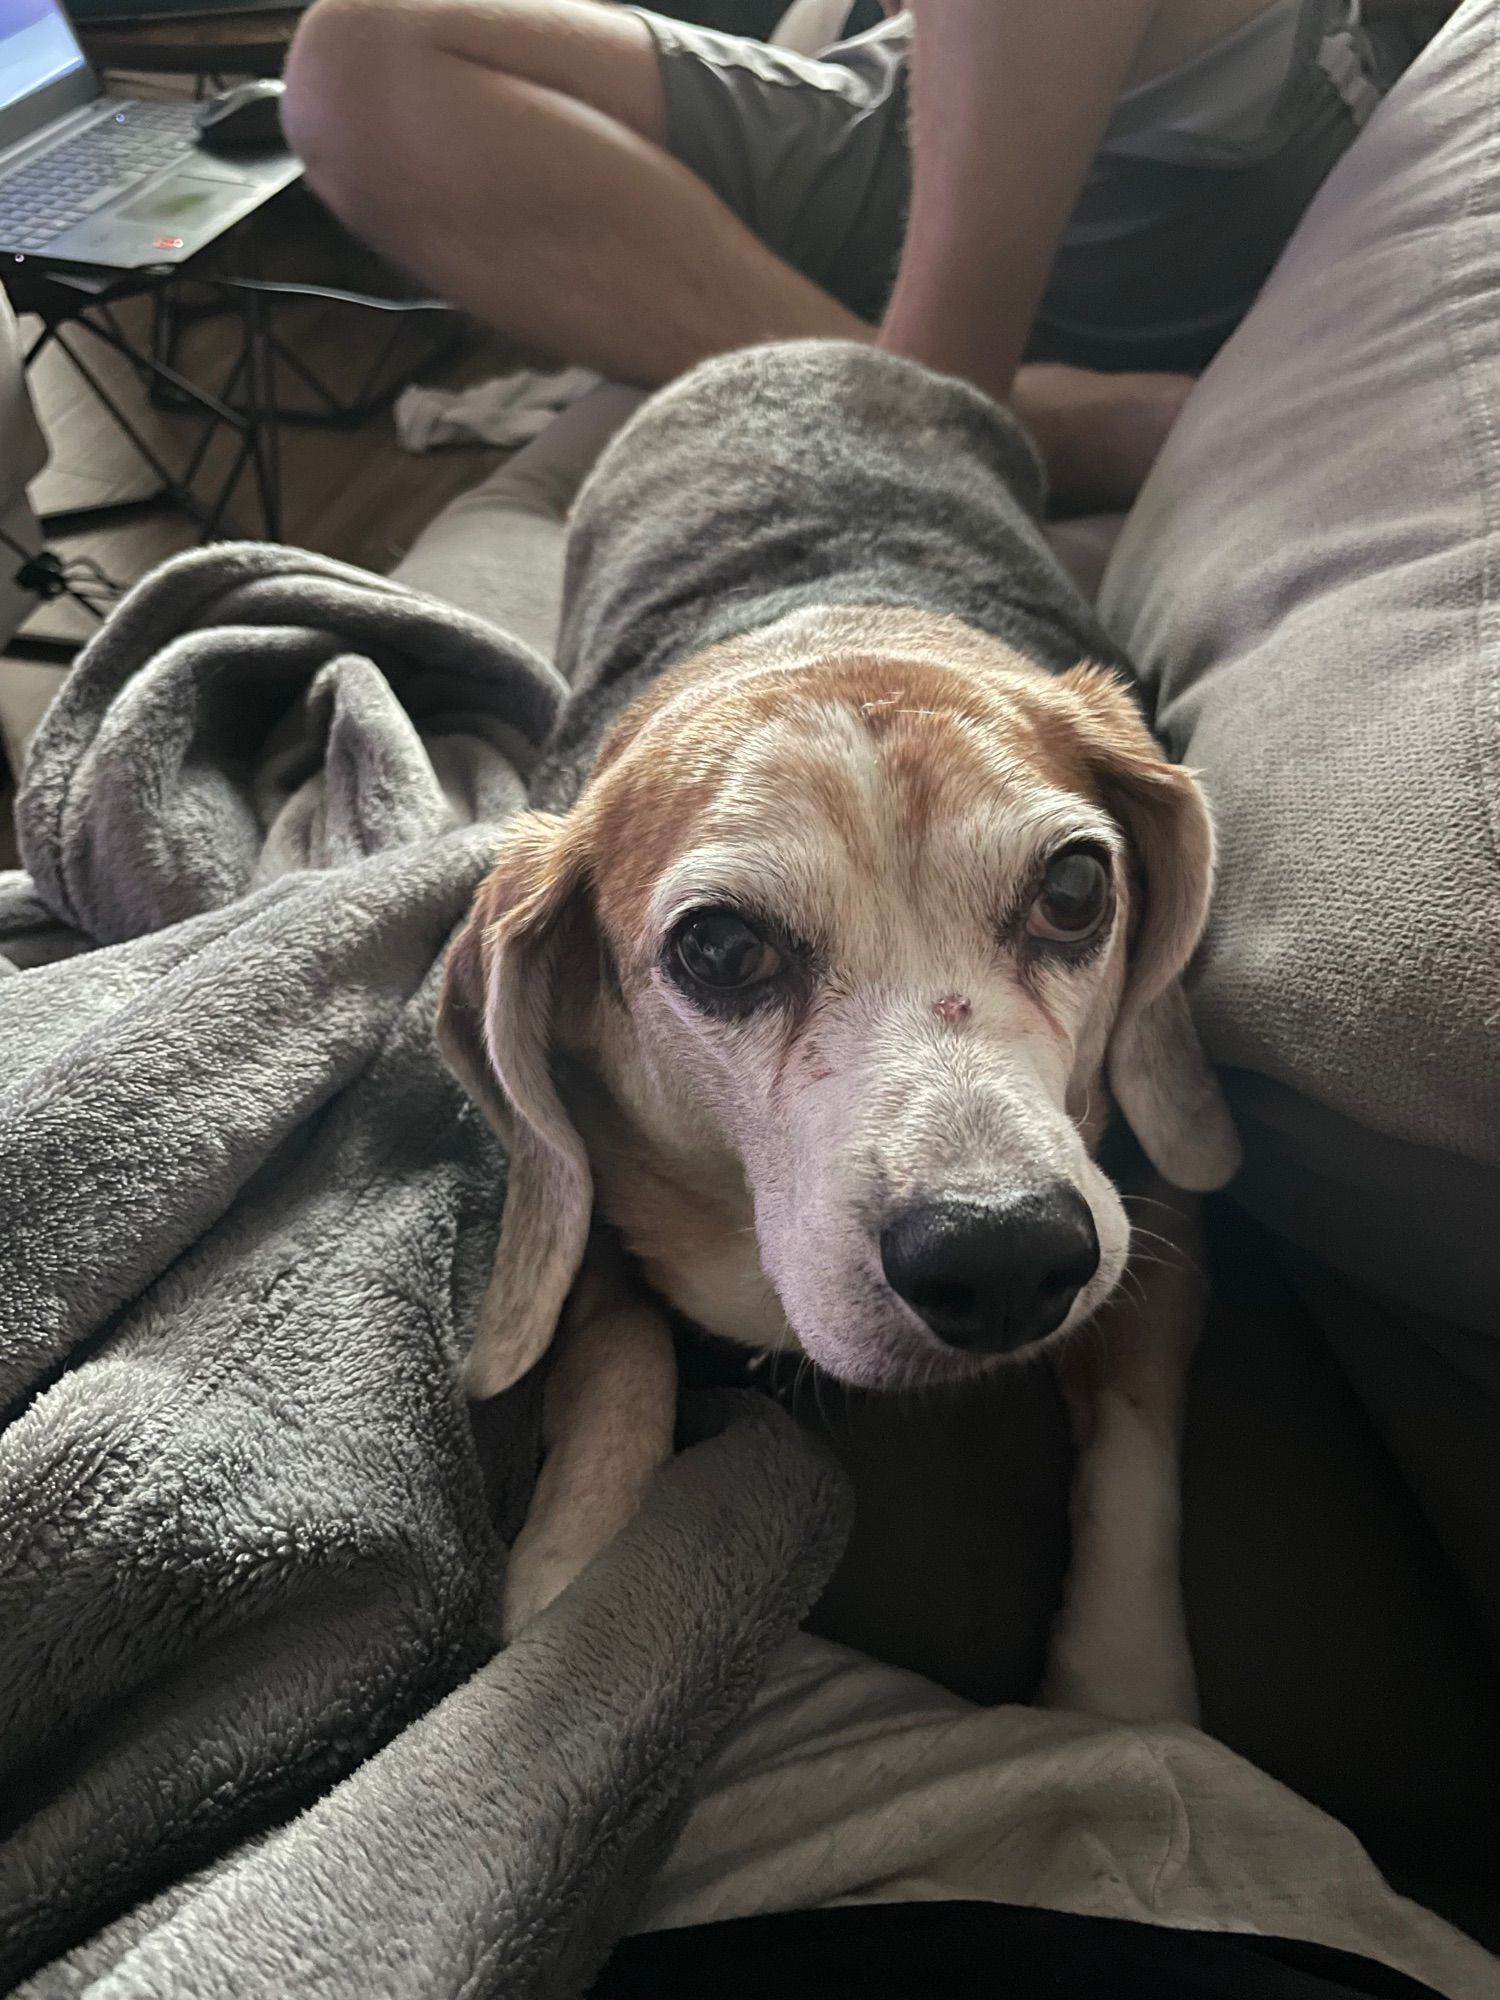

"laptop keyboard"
[0,101,199,252]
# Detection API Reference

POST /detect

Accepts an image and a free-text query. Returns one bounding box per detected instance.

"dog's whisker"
[1123,1222,1206,1282]
[1124,1191,1189,1214]
[1117,1271,1149,1315]
[1126,1221,1185,1242]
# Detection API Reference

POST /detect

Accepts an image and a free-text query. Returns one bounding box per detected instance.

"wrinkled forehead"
[590,656,1121,950]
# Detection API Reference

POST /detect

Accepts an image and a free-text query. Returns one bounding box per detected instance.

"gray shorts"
[638,1,1411,372]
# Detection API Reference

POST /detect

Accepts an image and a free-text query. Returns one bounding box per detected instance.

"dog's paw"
[499,1541,593,1643]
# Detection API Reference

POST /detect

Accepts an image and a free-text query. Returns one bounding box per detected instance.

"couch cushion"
[1100,0,1500,1337]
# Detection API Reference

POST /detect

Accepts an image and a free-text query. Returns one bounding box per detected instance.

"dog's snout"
[879,1186,1100,1354]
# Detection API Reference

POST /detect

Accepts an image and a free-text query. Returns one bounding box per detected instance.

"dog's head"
[440,607,1238,1397]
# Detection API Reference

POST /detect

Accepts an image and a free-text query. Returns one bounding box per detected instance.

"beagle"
[439,341,1239,1724]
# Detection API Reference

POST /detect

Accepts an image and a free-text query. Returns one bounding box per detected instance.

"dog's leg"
[501,1240,677,1640]
[1040,1184,1205,1725]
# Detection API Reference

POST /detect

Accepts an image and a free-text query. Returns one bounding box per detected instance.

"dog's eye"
[1027,846,1112,945]
[673,910,784,993]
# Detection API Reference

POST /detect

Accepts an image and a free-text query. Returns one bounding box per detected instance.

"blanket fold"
[0,546,852,1998]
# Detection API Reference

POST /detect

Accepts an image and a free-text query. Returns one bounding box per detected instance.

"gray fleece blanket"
[0,544,850,1998]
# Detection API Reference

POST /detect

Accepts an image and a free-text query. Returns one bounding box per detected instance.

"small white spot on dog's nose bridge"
[931,993,972,1026]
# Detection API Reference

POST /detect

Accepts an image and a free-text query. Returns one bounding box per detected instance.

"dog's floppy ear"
[438,811,595,1399]
[1060,666,1240,1193]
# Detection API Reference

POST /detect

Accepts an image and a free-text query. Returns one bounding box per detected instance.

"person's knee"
[284,0,527,206]
[286,0,663,188]
[283,0,655,235]
[283,0,423,212]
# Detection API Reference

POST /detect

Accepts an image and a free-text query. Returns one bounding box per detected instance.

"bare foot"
[1011,363,1194,517]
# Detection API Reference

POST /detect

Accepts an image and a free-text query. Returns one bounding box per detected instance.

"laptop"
[0,0,301,270]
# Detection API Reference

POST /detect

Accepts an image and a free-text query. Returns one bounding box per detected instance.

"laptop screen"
[0,0,86,118]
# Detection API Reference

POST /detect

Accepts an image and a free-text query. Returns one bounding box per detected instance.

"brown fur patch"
[575,609,1149,969]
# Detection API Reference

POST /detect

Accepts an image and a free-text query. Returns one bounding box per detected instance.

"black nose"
[879,1186,1100,1354]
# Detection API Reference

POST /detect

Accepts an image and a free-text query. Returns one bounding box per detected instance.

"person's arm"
[879,0,1160,402]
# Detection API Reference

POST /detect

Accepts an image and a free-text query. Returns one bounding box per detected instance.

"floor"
[1,150,525,866]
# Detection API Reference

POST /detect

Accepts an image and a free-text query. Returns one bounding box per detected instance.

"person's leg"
[282,0,867,387]
[285,0,1357,511]
[284,0,1208,509]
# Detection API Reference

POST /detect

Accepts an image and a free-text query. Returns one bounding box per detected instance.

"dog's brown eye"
[1027,847,1112,945]
[674,910,783,992]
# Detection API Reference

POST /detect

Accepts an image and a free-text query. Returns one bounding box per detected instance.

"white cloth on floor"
[394,365,600,452]
[635,1636,1499,2000]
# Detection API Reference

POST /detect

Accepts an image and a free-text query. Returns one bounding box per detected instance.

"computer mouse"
[195,79,288,152]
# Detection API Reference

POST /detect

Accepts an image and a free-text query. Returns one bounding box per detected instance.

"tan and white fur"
[439,599,1238,1724]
